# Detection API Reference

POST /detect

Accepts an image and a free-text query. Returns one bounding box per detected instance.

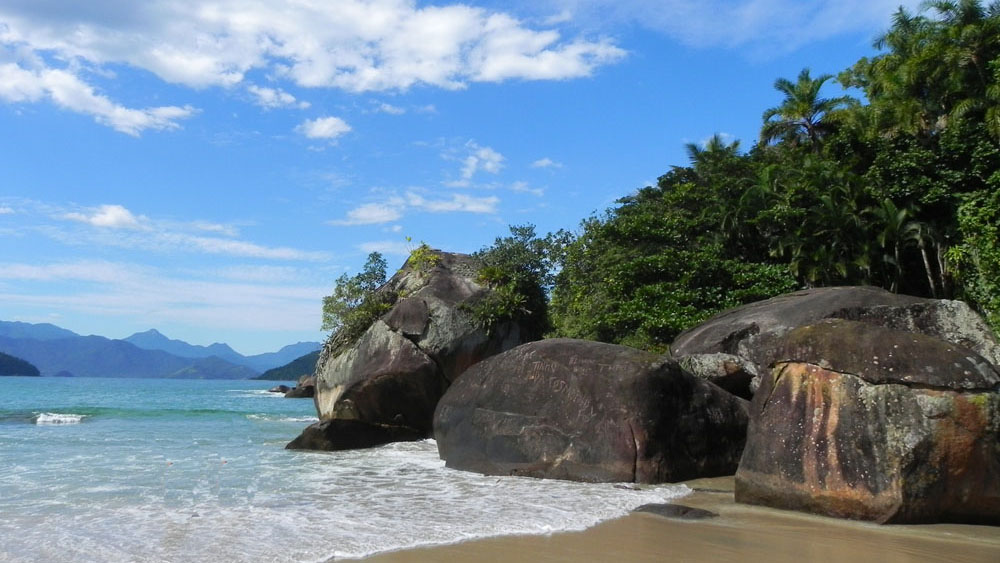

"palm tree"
[760,68,856,150]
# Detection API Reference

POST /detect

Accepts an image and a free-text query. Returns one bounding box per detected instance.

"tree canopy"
[323,1,1000,350]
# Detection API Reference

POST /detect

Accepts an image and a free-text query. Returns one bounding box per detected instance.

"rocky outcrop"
[268,385,291,394]
[671,287,1000,396]
[735,319,1000,524]
[677,353,756,400]
[435,338,749,483]
[284,375,315,398]
[286,419,424,451]
[292,251,529,450]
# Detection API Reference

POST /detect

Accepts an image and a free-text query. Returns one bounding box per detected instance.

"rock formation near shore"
[735,319,1000,524]
[671,286,1000,397]
[288,250,530,451]
[435,338,749,483]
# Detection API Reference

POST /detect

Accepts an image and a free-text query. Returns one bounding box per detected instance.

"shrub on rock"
[290,250,533,451]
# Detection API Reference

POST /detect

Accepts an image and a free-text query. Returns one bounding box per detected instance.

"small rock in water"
[633,503,719,520]
[614,484,642,491]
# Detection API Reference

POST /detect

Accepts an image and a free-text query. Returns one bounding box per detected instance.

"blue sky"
[0,0,922,355]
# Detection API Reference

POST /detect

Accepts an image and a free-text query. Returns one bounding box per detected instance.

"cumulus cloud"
[0,63,196,135]
[296,116,352,140]
[445,141,505,186]
[0,1,626,133]
[62,204,146,229]
[247,84,309,109]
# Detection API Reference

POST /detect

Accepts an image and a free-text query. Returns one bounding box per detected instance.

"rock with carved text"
[434,338,749,483]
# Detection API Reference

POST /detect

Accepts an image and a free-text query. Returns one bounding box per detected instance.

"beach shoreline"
[347,476,1000,562]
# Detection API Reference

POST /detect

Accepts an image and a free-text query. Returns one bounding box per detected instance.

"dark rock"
[268,385,291,394]
[434,338,749,483]
[735,319,1000,524]
[285,419,425,451]
[634,503,719,520]
[677,353,756,400]
[671,287,1000,396]
[284,376,316,398]
[296,250,532,451]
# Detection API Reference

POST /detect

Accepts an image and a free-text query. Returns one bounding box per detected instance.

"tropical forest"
[327,1,1000,353]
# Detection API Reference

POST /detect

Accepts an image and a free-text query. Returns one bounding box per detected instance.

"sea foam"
[34,412,86,425]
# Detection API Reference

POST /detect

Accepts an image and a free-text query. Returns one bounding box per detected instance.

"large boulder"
[671,287,1000,396]
[435,338,749,483]
[735,319,1000,524]
[292,251,528,450]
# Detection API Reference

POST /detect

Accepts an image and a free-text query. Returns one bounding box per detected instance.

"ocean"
[0,377,689,562]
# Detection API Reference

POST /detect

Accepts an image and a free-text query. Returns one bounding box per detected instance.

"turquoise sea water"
[0,377,689,562]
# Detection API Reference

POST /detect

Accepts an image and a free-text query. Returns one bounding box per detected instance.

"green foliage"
[321,252,396,344]
[405,240,442,276]
[550,160,798,352]
[760,68,857,150]
[313,2,1000,346]
[466,225,554,340]
[949,187,1000,333]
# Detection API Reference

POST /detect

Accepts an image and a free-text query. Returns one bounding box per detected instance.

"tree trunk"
[917,237,938,298]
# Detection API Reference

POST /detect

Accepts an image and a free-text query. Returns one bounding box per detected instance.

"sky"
[0,0,924,355]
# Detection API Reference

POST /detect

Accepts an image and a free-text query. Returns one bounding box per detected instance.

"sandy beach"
[349,476,1000,562]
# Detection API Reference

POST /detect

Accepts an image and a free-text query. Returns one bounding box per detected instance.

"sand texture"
[346,477,1000,562]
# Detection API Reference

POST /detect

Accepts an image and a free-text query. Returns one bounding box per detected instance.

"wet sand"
[348,476,1000,562]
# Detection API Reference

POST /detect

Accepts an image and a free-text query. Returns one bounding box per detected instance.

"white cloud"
[452,142,504,185]
[190,221,240,237]
[168,233,329,261]
[0,259,328,334]
[247,84,309,109]
[531,157,562,169]
[377,102,406,115]
[0,206,14,214]
[48,202,328,260]
[0,63,196,136]
[296,116,352,140]
[330,189,499,227]
[62,204,145,229]
[407,192,499,214]
[545,0,923,52]
[0,0,627,136]
[511,181,544,196]
[329,203,404,226]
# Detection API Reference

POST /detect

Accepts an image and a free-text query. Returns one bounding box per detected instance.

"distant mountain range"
[0,321,320,379]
